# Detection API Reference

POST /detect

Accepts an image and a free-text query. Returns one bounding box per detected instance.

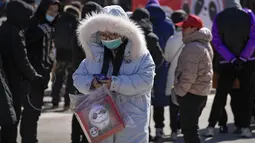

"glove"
[231,58,245,71]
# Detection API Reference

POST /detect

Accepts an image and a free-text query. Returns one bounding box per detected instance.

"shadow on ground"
[149,123,255,143]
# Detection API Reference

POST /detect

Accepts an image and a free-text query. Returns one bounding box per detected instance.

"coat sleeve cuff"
[174,86,187,97]
[110,76,121,92]
[85,75,94,92]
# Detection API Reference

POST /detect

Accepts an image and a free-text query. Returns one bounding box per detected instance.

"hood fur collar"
[77,13,147,60]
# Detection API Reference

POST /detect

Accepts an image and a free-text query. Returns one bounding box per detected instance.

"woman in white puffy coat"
[73,5,155,143]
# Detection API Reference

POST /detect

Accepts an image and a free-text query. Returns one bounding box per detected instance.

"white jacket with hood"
[73,5,155,143]
[164,30,184,95]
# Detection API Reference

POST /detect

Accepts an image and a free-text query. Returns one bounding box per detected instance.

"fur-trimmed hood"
[77,13,147,61]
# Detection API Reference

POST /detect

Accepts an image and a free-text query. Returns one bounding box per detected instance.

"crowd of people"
[0,0,255,143]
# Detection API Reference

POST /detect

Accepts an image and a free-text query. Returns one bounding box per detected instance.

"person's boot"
[154,128,163,142]
[233,127,242,134]
[170,132,178,141]
[219,125,228,134]
[205,127,215,137]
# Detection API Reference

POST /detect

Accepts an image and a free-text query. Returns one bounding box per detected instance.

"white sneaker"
[241,128,252,138]
[171,132,178,141]
[177,129,181,135]
[205,127,215,137]
[251,116,255,124]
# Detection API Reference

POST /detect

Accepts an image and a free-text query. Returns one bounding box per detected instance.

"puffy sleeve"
[72,59,94,95]
[110,53,155,96]
[164,35,183,63]
[174,44,203,96]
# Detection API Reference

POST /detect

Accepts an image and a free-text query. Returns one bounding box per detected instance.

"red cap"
[175,14,204,29]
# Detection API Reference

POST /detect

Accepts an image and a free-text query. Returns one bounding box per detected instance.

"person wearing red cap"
[172,14,213,143]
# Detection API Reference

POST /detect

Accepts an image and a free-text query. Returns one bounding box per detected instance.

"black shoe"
[154,136,163,142]
[233,127,242,134]
[219,125,228,134]
[149,135,153,142]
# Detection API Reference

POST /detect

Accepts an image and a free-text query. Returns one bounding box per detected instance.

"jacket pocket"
[177,72,182,81]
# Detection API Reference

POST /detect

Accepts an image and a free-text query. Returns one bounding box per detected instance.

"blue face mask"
[45,14,55,22]
[101,37,122,49]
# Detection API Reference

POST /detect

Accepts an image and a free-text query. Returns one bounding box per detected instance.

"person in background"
[23,0,37,9]
[0,0,9,17]
[51,4,81,109]
[23,0,60,142]
[164,9,187,141]
[130,7,163,141]
[172,14,213,143]
[206,0,255,137]
[130,8,163,68]
[0,0,41,142]
[145,0,175,141]
[71,2,102,143]
[74,5,155,143]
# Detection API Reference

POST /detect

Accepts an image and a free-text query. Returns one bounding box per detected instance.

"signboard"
[132,0,228,29]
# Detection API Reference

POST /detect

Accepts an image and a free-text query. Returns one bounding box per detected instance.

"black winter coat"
[54,12,78,62]
[136,19,163,68]
[25,0,60,89]
[0,0,38,92]
[0,55,16,126]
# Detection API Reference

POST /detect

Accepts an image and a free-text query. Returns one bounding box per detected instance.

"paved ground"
[15,95,255,143]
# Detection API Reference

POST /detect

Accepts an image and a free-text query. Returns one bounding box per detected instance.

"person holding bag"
[73,5,155,143]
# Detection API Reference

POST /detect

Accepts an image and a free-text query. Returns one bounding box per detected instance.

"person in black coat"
[21,0,60,143]
[0,0,42,143]
[51,4,81,108]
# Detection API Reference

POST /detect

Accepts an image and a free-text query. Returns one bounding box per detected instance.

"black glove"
[231,58,245,71]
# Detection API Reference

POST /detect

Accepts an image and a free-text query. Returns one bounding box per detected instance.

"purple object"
[93,74,109,81]
[240,8,255,60]
[212,19,235,62]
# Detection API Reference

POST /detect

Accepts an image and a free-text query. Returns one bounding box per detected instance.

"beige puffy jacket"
[174,28,213,96]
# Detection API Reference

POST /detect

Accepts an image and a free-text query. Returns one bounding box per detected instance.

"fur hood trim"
[64,5,81,19]
[77,13,147,60]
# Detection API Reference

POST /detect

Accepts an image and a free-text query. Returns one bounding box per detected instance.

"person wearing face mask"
[74,5,155,143]
[19,0,60,143]
[0,0,43,143]
[51,4,81,109]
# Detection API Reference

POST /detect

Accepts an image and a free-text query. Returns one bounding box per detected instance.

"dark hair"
[34,0,60,25]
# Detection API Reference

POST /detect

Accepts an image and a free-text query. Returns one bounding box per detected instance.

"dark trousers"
[153,106,164,129]
[218,89,241,127]
[20,85,44,143]
[71,114,88,143]
[51,62,72,106]
[209,62,255,128]
[170,96,181,133]
[179,93,207,143]
[0,86,24,143]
